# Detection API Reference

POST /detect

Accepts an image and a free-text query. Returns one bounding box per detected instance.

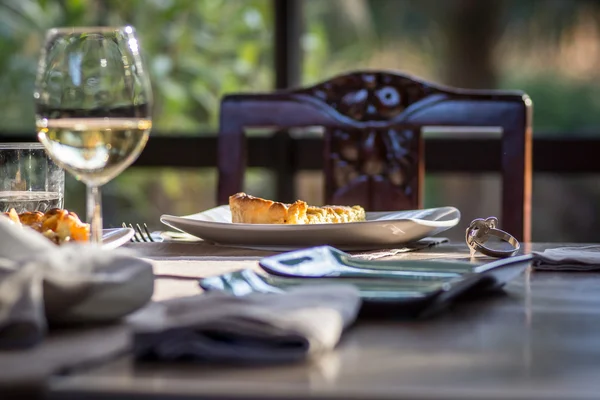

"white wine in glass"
[34,26,153,244]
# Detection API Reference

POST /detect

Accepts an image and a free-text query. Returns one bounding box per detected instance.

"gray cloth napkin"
[130,284,361,364]
[532,245,600,271]
[0,216,154,349]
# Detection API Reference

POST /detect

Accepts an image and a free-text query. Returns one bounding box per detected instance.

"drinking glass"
[0,143,64,213]
[34,26,153,244]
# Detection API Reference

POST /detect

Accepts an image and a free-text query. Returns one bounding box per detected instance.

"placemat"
[124,237,449,261]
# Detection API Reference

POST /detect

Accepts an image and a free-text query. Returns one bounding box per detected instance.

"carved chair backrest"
[218,71,532,241]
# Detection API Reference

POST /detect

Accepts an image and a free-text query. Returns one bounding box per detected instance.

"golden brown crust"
[228,192,365,224]
[229,192,308,224]
[2,208,89,244]
[5,208,21,225]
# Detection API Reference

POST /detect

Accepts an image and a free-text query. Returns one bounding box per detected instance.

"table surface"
[46,242,600,400]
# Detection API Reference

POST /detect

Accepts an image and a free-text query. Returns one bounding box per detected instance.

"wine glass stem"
[86,185,103,244]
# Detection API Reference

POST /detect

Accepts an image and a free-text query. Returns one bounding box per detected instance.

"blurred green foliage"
[0,0,273,133]
[303,0,600,134]
[3,0,600,133]
[503,75,600,134]
[0,0,275,226]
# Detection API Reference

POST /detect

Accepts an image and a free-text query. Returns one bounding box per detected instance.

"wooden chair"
[218,71,532,241]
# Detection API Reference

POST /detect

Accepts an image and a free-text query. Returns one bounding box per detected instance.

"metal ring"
[466,217,520,258]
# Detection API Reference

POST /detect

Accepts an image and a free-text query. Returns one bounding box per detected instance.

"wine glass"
[34,26,153,244]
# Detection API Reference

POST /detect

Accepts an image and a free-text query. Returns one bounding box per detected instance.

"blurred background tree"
[0,0,275,226]
[301,0,600,241]
[303,0,600,132]
[1,0,600,240]
[0,0,273,131]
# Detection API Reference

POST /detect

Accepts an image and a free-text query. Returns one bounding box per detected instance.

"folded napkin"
[0,216,154,349]
[130,284,361,364]
[532,245,600,271]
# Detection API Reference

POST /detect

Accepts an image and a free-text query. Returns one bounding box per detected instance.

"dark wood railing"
[1,133,598,173]
[1,132,597,203]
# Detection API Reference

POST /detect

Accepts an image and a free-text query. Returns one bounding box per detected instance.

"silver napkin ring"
[465,217,520,258]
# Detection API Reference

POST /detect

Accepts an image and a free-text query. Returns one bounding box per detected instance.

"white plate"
[102,228,135,249]
[160,206,460,251]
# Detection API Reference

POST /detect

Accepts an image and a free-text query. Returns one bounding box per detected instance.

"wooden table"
[45,242,600,400]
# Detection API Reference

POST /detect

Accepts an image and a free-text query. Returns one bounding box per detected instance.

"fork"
[122,222,156,242]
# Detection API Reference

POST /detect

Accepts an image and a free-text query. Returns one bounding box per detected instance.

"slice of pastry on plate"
[229,192,365,224]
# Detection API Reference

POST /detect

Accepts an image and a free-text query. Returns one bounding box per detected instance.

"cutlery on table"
[123,222,161,243]
[122,222,200,243]
[259,245,533,285]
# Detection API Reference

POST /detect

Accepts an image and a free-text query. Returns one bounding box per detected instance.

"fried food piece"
[18,211,44,231]
[5,208,21,225]
[2,208,89,244]
[55,211,89,242]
